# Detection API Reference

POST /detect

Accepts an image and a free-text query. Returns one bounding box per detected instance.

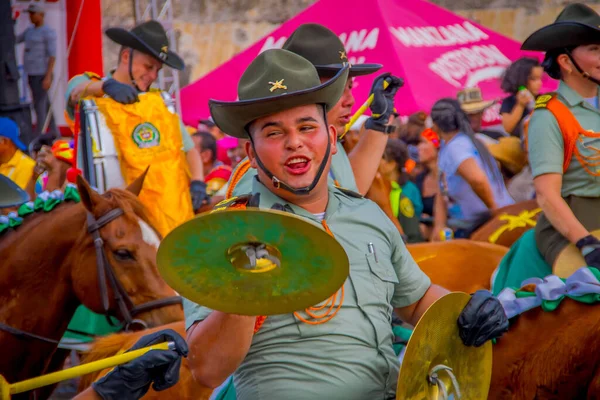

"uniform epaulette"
[83,71,102,81]
[334,185,363,199]
[533,93,557,110]
[212,194,253,212]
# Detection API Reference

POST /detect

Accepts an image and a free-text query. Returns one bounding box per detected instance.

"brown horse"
[0,174,183,398]
[408,240,507,293]
[470,199,541,248]
[490,284,600,399]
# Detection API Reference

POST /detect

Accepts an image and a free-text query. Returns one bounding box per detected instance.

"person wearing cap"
[521,3,600,269]
[457,86,506,142]
[0,117,36,191]
[227,23,404,197]
[64,20,208,210]
[184,49,508,399]
[16,4,58,140]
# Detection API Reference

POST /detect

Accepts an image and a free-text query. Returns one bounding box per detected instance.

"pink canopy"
[181,0,556,127]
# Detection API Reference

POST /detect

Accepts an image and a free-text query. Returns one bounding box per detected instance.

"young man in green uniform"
[184,49,508,399]
[228,24,403,196]
[64,20,208,208]
[522,3,600,268]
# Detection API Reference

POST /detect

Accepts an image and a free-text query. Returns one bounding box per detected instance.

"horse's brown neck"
[0,202,87,381]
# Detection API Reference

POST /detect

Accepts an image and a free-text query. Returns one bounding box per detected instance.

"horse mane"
[0,186,160,239]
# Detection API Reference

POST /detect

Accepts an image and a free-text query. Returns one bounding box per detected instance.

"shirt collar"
[558,81,600,109]
[251,177,340,224]
[5,150,25,167]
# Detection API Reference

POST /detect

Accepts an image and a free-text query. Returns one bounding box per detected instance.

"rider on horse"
[523,3,600,270]
[184,48,508,399]
[64,20,208,231]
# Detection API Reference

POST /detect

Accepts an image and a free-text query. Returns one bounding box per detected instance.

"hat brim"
[461,100,495,114]
[210,66,350,139]
[0,175,30,208]
[521,22,600,51]
[105,27,185,70]
[315,63,382,77]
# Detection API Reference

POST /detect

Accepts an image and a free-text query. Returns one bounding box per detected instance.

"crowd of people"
[1,2,599,399]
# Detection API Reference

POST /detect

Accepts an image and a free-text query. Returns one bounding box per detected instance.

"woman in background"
[500,57,544,137]
[431,99,514,240]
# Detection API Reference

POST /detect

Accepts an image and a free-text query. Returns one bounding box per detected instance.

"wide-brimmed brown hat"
[521,3,600,52]
[105,20,184,70]
[209,49,349,139]
[457,87,495,114]
[283,23,381,77]
[487,136,527,175]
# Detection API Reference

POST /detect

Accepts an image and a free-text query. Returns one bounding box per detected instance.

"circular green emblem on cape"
[132,122,161,148]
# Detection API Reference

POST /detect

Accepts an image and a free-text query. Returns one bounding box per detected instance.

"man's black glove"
[576,235,600,268]
[364,73,404,134]
[92,329,188,400]
[102,78,139,104]
[190,180,209,210]
[457,290,509,347]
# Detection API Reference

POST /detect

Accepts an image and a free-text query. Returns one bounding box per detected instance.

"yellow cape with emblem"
[91,92,194,236]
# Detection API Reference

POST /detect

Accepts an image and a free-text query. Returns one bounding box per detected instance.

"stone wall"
[100,0,600,86]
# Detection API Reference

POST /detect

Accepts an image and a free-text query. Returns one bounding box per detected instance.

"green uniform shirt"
[184,178,431,400]
[228,142,359,197]
[65,73,194,153]
[528,81,600,197]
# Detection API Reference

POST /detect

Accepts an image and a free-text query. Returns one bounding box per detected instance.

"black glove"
[364,73,404,134]
[457,290,508,347]
[92,329,188,400]
[576,235,600,268]
[190,180,209,210]
[102,78,139,104]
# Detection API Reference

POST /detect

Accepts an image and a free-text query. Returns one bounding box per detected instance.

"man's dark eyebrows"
[260,121,282,131]
[296,116,318,124]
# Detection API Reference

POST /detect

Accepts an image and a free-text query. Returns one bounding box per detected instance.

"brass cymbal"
[0,175,29,208]
[157,208,349,316]
[397,292,492,400]
[554,230,600,278]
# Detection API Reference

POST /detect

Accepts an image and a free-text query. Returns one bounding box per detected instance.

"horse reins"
[87,208,182,331]
[0,207,182,344]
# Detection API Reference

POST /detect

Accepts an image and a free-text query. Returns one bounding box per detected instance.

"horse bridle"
[0,207,182,346]
[87,208,182,331]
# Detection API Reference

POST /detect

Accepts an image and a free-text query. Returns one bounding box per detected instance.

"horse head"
[69,170,183,330]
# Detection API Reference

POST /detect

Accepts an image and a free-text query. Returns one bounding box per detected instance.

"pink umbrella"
[181,0,556,128]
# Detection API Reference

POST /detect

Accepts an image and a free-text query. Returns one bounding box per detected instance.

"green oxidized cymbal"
[157,208,349,316]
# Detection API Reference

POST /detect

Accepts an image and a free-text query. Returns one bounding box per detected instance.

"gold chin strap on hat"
[565,48,600,86]
[128,49,143,92]
[249,106,331,196]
